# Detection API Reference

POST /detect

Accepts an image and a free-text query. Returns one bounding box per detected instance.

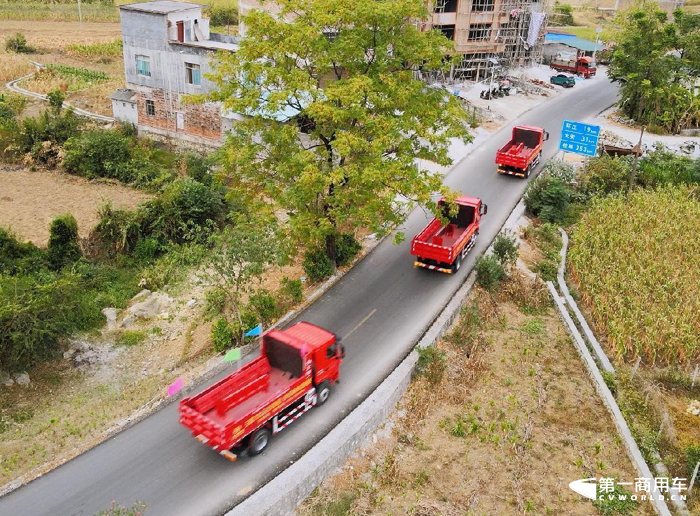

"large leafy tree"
[606,0,700,133]
[206,0,470,265]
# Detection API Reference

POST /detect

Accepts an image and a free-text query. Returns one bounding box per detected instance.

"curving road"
[0,77,618,516]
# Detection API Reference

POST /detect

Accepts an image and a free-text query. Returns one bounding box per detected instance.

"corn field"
[569,187,700,364]
[66,40,122,58]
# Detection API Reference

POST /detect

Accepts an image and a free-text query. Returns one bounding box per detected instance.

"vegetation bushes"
[579,153,632,197]
[637,144,700,188]
[551,2,575,26]
[475,255,506,292]
[523,160,576,223]
[63,130,133,179]
[5,32,33,53]
[303,247,334,281]
[17,108,82,165]
[47,213,81,270]
[209,5,238,26]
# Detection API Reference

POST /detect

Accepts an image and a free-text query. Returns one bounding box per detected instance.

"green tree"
[204,215,279,341]
[205,0,469,266]
[606,1,700,133]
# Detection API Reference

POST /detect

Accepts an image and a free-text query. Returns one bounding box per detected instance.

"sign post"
[559,120,601,157]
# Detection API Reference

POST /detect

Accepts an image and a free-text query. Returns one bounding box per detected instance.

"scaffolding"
[423,0,547,84]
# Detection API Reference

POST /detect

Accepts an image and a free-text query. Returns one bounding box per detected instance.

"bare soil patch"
[0,166,151,246]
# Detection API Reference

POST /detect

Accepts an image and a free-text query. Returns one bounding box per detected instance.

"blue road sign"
[559,119,600,157]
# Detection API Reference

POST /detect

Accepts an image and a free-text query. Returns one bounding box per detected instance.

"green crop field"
[569,187,700,364]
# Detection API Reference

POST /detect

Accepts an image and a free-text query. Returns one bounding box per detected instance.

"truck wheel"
[248,428,271,456]
[454,254,462,272]
[316,382,331,406]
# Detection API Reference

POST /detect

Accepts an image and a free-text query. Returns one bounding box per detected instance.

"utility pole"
[78,0,83,28]
[629,126,645,190]
[593,27,602,63]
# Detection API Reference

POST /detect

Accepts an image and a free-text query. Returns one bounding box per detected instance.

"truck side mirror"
[544,131,550,141]
[479,204,488,215]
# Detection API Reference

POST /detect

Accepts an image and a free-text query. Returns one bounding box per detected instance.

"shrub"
[144,177,225,244]
[19,109,82,164]
[63,129,133,179]
[638,144,700,188]
[492,230,518,268]
[0,272,102,372]
[47,214,81,270]
[132,237,160,264]
[303,247,334,281]
[280,277,303,305]
[46,89,66,111]
[580,154,632,197]
[685,444,700,477]
[5,33,33,53]
[0,228,47,275]
[552,2,574,26]
[247,289,280,325]
[211,317,235,352]
[475,255,506,292]
[0,93,27,119]
[209,5,238,26]
[116,330,146,347]
[415,346,447,385]
[179,152,213,186]
[335,233,361,266]
[92,203,142,256]
[524,161,575,223]
[204,287,227,319]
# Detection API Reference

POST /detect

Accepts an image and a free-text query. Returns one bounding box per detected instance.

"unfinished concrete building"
[113,1,241,146]
[425,0,547,81]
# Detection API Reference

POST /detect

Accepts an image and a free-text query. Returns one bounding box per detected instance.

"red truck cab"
[550,56,596,78]
[411,196,487,274]
[179,322,344,460]
[496,125,549,178]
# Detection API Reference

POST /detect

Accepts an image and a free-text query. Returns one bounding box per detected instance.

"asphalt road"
[0,77,619,516]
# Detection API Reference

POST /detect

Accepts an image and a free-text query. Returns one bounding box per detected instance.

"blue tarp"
[544,32,606,52]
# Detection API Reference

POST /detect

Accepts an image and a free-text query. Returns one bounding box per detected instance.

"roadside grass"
[297,275,651,516]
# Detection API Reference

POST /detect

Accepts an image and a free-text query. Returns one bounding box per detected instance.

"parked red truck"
[179,322,344,460]
[549,56,596,78]
[411,196,487,274]
[495,125,549,178]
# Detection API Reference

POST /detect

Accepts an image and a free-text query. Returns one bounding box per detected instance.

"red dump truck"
[411,196,487,274]
[549,56,596,78]
[179,322,344,460]
[495,125,549,178]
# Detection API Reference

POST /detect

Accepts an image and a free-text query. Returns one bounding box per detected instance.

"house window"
[471,0,494,12]
[145,99,155,116]
[434,0,458,13]
[136,55,151,77]
[434,24,455,41]
[468,23,492,41]
[185,63,201,86]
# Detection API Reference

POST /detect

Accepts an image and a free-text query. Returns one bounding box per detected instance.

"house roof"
[119,1,203,14]
[544,33,606,52]
[110,89,136,103]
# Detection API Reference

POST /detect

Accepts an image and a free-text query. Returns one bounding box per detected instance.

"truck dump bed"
[411,197,479,269]
[179,336,311,451]
[496,126,542,169]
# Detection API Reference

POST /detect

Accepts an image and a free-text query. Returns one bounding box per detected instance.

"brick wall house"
[113,1,242,147]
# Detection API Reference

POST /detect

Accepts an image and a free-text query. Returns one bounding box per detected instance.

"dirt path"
[0,167,150,246]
